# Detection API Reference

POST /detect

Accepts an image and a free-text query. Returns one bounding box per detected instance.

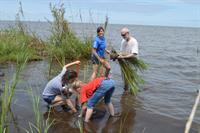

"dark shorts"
[91,55,100,64]
[43,95,56,104]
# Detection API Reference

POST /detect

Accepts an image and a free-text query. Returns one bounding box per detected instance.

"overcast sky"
[0,0,199,27]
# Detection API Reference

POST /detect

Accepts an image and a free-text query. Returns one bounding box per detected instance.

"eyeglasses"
[121,33,126,37]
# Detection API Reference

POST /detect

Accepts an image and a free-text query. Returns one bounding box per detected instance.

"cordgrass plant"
[110,49,148,95]
[47,3,91,77]
[48,3,91,61]
[0,54,28,133]
[25,88,54,133]
[0,2,46,63]
[0,29,46,63]
[77,118,84,133]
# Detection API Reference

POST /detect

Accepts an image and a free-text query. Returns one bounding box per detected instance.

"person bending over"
[72,77,117,122]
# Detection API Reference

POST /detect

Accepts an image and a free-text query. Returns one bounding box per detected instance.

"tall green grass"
[0,54,28,133]
[110,49,148,95]
[119,58,148,95]
[0,2,93,64]
[48,3,91,61]
[47,3,92,77]
[0,2,46,63]
[24,88,54,133]
[0,29,45,63]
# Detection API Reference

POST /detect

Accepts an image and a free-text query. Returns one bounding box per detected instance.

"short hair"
[121,27,129,34]
[71,80,82,90]
[62,70,77,85]
[97,26,104,33]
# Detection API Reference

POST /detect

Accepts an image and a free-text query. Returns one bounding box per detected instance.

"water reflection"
[42,94,140,133]
[9,108,21,133]
[43,108,80,133]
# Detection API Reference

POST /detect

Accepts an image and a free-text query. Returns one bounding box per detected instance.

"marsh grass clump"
[110,49,148,95]
[0,29,46,63]
[48,3,91,61]
[0,2,46,63]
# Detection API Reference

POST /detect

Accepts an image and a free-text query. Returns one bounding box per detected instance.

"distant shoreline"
[0,20,199,29]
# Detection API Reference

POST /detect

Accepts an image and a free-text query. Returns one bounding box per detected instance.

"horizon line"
[0,20,199,29]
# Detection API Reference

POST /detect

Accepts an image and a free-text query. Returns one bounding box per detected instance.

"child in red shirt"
[72,77,115,122]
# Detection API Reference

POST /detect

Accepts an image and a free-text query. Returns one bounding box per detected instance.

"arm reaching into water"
[66,99,77,113]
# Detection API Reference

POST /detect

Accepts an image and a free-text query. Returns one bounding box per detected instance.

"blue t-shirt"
[92,36,106,58]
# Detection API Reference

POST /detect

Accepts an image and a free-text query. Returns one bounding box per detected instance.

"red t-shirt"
[80,77,106,104]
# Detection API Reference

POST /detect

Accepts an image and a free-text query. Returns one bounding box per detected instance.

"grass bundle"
[110,49,148,95]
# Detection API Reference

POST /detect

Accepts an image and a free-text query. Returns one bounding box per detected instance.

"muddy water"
[0,22,200,133]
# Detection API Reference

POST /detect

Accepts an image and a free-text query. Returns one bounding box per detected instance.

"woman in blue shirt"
[90,26,111,80]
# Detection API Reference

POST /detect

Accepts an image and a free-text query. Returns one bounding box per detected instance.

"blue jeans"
[43,95,56,104]
[87,79,115,109]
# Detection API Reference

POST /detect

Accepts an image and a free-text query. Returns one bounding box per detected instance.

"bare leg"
[51,95,65,106]
[107,102,114,116]
[90,64,99,81]
[79,103,87,117]
[84,108,93,122]
[104,61,111,78]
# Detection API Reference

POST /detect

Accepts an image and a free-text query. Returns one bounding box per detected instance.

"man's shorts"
[91,55,100,64]
[43,95,56,104]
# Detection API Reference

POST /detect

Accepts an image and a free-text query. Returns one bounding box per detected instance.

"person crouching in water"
[42,60,80,113]
[72,77,116,122]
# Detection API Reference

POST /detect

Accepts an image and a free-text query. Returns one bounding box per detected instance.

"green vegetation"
[25,89,54,133]
[0,28,45,63]
[119,58,148,95]
[0,3,92,64]
[47,3,91,62]
[0,51,54,133]
[0,2,46,63]
[0,54,28,133]
[110,49,148,95]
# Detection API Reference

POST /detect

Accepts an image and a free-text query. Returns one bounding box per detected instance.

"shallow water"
[0,21,200,133]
